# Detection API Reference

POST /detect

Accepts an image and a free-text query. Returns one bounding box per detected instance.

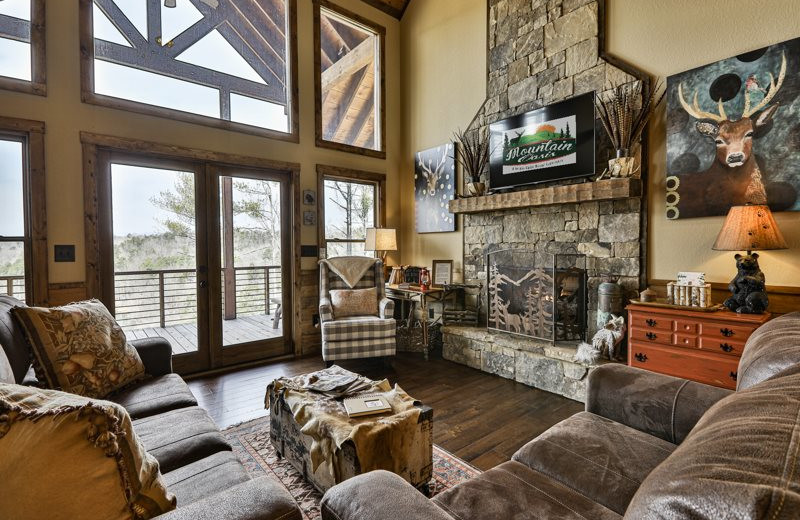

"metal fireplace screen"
[487,250,587,343]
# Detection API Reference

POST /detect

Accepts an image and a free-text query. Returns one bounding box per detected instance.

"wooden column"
[222,176,236,320]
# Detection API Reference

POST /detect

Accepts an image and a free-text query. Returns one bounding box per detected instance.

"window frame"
[313,0,386,158]
[0,0,46,96]
[78,0,299,142]
[316,164,385,258]
[0,116,48,305]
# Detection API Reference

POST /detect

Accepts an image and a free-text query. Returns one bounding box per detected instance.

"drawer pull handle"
[730,371,738,381]
[634,353,648,363]
[646,332,657,340]
[720,328,735,337]
[720,343,734,353]
[646,319,657,327]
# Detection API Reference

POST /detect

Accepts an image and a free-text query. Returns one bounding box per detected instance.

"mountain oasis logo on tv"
[501,115,577,174]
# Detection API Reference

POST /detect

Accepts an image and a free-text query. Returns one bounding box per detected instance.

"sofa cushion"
[512,411,676,515]
[111,373,197,419]
[0,383,176,520]
[321,315,396,341]
[13,299,145,398]
[162,451,251,506]
[432,460,621,520]
[626,371,800,519]
[133,406,231,473]
[0,295,32,383]
[737,311,800,390]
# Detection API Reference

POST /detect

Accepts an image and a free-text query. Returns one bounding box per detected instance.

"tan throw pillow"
[0,383,176,520]
[13,299,145,398]
[0,345,13,384]
[330,287,379,318]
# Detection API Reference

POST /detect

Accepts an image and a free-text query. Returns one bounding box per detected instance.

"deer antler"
[678,83,727,122]
[742,51,786,118]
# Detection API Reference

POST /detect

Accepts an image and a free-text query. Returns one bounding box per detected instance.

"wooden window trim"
[78,0,299,143]
[313,0,386,159]
[0,116,48,304]
[0,0,46,96]
[316,164,386,257]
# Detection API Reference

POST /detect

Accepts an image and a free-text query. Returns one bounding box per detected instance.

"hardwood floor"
[186,353,583,471]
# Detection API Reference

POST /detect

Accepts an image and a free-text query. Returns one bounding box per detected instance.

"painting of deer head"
[666,43,800,219]
[414,143,456,233]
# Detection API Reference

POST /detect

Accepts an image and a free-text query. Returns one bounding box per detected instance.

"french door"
[95,150,293,373]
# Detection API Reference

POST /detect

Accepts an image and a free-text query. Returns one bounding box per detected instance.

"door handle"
[199,280,208,288]
[645,319,657,327]
[645,332,657,340]
[720,343,734,353]
[720,328,734,337]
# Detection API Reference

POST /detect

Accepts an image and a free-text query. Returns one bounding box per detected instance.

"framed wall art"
[432,259,453,286]
[665,37,800,219]
[414,143,456,233]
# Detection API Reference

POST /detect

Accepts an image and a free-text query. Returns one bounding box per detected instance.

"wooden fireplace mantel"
[448,177,642,214]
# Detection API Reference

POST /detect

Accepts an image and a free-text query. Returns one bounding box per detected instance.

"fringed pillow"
[0,383,176,519]
[329,287,378,318]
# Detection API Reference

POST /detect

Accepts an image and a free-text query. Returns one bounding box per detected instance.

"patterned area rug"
[222,415,481,520]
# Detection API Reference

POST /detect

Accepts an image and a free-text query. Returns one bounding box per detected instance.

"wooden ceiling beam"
[326,66,369,141]
[321,35,374,92]
[346,83,375,147]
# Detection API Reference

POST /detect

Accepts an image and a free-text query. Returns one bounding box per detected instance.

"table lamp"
[712,204,788,313]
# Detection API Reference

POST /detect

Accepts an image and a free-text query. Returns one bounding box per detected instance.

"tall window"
[314,0,384,157]
[0,0,46,95]
[82,0,297,138]
[0,138,26,301]
[318,165,384,258]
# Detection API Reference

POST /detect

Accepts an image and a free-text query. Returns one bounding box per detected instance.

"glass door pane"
[218,175,285,350]
[0,138,26,302]
[110,163,201,357]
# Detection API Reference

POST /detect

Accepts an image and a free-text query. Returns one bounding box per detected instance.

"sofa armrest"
[157,478,301,520]
[586,364,732,444]
[321,471,451,520]
[129,337,173,377]
[319,297,333,324]
[379,297,394,320]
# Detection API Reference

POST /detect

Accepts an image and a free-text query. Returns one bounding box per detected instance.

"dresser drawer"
[674,319,698,334]
[698,337,746,358]
[674,333,698,349]
[629,343,740,389]
[631,314,672,331]
[700,322,758,341]
[631,327,673,346]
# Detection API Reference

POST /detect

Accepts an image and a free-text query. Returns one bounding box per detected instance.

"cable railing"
[0,275,25,303]
[114,266,281,329]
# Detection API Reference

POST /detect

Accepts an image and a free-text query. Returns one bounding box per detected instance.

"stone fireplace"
[441,0,648,402]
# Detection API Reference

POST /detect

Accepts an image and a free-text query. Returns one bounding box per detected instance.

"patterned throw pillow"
[0,383,176,520]
[329,287,379,318]
[12,299,145,398]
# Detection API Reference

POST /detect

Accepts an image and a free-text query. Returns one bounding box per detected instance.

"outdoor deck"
[124,313,282,354]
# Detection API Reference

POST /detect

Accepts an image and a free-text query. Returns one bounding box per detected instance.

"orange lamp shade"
[712,204,788,252]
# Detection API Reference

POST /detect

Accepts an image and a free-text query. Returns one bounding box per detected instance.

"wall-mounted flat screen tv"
[488,92,595,191]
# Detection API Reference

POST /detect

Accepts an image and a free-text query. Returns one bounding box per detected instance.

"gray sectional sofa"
[0,295,302,520]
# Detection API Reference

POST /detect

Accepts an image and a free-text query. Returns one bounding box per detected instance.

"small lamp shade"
[365,228,397,252]
[712,204,788,252]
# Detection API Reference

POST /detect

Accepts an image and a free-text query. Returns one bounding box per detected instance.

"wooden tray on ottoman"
[267,390,434,494]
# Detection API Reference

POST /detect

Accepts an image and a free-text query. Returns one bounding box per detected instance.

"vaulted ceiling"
[359,0,410,20]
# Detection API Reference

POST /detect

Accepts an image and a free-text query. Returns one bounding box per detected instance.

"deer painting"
[671,52,787,218]
[414,143,456,232]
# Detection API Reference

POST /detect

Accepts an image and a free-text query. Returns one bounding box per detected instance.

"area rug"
[222,415,481,520]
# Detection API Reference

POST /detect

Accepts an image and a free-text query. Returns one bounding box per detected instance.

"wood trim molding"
[316,164,387,256]
[313,0,387,159]
[648,279,800,316]
[77,0,299,142]
[0,0,46,96]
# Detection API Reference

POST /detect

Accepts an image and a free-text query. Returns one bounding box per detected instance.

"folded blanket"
[319,257,378,288]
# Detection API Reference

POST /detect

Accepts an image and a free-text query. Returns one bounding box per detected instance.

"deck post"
[158,271,166,328]
[265,267,271,314]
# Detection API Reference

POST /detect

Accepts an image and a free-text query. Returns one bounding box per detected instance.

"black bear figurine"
[723,253,769,314]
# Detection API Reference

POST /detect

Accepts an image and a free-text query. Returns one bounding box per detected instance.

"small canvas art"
[666,37,800,219]
[414,143,456,233]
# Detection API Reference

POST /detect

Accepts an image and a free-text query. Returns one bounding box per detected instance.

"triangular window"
[161,0,203,43]
[176,29,265,84]
[113,0,148,40]
[93,4,132,47]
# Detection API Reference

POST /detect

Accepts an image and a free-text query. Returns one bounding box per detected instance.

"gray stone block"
[482,344,516,379]
[598,213,640,243]
[565,36,598,76]
[508,75,538,108]
[543,3,597,57]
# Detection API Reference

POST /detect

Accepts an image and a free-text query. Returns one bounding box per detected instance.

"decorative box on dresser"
[626,303,771,390]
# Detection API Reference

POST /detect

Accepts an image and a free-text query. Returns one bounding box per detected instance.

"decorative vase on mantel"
[466,180,486,196]
[608,149,639,179]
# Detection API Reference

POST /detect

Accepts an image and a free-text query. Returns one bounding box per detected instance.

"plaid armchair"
[319,258,396,363]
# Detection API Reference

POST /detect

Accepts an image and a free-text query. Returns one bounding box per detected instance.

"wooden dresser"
[626,303,771,390]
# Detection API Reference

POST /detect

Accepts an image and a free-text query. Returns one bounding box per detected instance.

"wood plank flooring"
[186,353,583,471]
[124,314,282,354]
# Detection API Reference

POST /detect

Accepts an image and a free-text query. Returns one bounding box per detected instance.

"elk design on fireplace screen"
[487,250,587,343]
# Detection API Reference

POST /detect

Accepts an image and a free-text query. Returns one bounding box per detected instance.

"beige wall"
[0,0,401,284]
[398,0,800,288]
[607,0,800,287]
[399,0,486,280]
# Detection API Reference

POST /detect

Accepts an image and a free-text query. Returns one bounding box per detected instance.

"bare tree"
[325,180,374,255]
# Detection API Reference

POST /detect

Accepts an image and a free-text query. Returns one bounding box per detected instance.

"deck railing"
[0,275,25,303]
[114,266,281,329]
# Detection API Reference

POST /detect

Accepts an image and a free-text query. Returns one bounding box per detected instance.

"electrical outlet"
[54,245,75,262]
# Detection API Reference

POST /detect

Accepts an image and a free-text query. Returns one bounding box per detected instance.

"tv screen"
[488,92,595,191]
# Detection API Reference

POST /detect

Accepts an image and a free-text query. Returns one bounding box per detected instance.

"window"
[0,0,46,95]
[314,0,385,157]
[317,165,385,258]
[81,0,297,139]
[0,119,47,305]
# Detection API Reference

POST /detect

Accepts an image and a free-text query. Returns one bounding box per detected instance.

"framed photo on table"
[432,260,453,287]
